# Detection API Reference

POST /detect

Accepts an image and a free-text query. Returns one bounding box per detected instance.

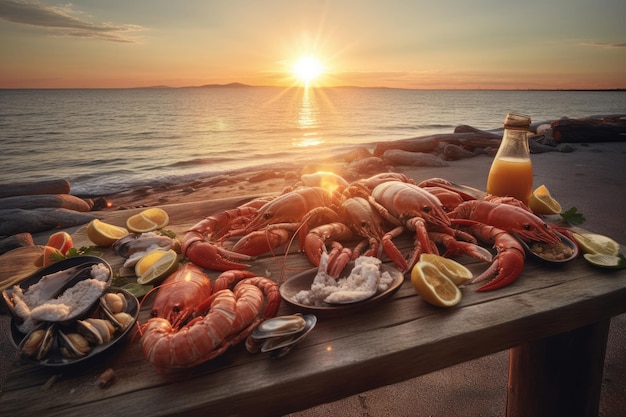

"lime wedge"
[582,253,626,269]
[572,233,620,256]
[136,249,179,285]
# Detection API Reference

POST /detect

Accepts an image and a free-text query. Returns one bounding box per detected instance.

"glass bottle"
[486,112,533,205]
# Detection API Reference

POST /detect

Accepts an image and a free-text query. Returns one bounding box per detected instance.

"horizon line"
[1,83,625,92]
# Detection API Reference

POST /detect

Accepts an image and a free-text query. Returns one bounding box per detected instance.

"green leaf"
[121,282,153,298]
[560,207,585,226]
[159,229,176,238]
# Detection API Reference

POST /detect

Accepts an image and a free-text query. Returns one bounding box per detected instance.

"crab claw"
[184,240,252,271]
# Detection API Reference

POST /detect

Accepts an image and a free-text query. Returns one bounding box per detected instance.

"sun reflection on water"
[292,87,322,148]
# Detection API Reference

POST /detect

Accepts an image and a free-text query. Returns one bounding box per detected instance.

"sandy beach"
[1,139,625,416]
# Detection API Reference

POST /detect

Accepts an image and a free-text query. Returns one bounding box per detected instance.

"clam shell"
[261,314,317,358]
[251,314,307,339]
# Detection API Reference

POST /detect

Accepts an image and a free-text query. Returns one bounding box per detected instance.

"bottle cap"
[504,112,531,130]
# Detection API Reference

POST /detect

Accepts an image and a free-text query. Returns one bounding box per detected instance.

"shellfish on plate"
[11,288,139,367]
[2,256,113,333]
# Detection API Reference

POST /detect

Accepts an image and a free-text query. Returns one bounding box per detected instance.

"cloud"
[580,41,626,49]
[0,0,144,43]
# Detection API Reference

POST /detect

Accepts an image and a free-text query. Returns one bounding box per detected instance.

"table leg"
[506,319,610,417]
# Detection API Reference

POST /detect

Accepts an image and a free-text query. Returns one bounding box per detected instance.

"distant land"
[135,83,625,92]
[139,82,255,89]
[2,84,623,91]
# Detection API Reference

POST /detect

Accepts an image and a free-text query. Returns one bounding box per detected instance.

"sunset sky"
[1,0,625,89]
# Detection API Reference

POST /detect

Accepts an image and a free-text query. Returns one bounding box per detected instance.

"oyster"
[246,314,317,358]
[58,331,92,359]
[18,324,56,361]
[113,233,174,260]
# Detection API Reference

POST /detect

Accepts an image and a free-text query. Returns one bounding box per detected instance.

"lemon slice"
[410,261,462,307]
[582,253,625,269]
[419,253,473,286]
[529,184,562,215]
[86,219,129,247]
[135,249,179,285]
[572,232,620,256]
[126,208,169,233]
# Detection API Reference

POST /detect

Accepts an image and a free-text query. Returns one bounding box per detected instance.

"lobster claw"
[231,229,292,256]
[472,245,525,291]
[184,241,253,271]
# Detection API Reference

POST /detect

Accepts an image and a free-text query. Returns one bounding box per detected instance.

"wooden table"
[1,196,625,417]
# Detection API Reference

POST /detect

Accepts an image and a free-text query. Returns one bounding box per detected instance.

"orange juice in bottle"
[486,113,533,205]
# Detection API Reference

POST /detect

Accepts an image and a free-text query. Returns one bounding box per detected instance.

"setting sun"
[293,56,324,85]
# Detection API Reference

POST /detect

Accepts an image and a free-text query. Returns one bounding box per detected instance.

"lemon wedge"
[135,249,179,285]
[126,208,169,233]
[418,253,473,286]
[529,184,562,215]
[86,219,129,247]
[572,232,620,256]
[411,261,462,307]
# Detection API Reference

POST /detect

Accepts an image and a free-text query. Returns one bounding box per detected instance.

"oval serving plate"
[280,263,404,317]
[517,230,579,264]
[2,256,113,325]
[10,287,139,367]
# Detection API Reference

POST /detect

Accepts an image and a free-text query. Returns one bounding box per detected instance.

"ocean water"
[1,87,624,196]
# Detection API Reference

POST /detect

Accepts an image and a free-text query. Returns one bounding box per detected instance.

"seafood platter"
[2,256,139,367]
[2,171,618,373]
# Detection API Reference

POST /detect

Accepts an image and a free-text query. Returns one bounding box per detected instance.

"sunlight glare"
[293,56,324,85]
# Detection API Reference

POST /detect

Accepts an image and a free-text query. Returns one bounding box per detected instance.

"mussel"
[246,314,317,358]
[77,318,116,344]
[101,292,127,314]
[13,288,138,365]
[58,331,92,358]
[18,324,56,361]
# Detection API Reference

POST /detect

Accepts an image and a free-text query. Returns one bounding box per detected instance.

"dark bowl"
[517,230,579,264]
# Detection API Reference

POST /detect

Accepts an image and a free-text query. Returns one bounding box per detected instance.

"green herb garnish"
[560,207,586,226]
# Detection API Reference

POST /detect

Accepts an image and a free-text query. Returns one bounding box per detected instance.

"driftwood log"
[0,179,98,238]
[0,208,96,237]
[0,178,71,198]
[373,130,501,157]
[382,149,449,167]
[551,116,626,143]
[0,233,34,255]
[0,194,93,212]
